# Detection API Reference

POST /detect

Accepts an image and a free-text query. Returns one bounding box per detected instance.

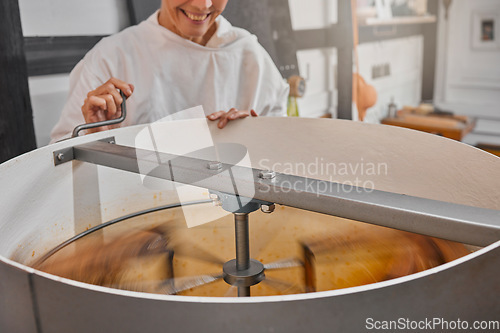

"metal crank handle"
[71,90,127,138]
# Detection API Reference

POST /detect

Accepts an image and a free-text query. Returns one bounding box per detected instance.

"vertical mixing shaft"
[234,213,251,296]
[211,191,273,297]
[234,214,250,271]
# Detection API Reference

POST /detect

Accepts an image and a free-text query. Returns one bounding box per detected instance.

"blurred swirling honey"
[33,205,469,297]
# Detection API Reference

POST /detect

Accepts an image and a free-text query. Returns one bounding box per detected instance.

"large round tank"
[1,118,499,332]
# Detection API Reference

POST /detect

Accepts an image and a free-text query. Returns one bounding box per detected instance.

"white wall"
[289,0,338,30]
[289,0,339,118]
[19,0,130,36]
[434,0,500,146]
[359,36,423,123]
[28,75,70,146]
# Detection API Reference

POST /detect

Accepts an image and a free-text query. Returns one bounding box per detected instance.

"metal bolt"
[207,161,223,170]
[109,140,115,144]
[56,153,65,161]
[261,204,275,214]
[259,170,276,180]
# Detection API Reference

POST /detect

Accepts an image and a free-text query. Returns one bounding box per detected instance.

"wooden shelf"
[361,15,436,26]
[381,113,476,141]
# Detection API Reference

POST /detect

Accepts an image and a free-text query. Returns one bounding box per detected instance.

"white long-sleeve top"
[50,11,289,142]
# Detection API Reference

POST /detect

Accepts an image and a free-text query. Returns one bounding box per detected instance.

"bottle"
[287,75,305,117]
[388,97,397,118]
[287,96,299,117]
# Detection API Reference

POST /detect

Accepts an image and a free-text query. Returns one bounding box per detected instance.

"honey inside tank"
[33,203,469,297]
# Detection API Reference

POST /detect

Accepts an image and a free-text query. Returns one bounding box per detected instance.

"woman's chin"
[178,24,215,44]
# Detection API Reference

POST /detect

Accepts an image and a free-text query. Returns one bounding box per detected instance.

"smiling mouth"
[181,9,210,22]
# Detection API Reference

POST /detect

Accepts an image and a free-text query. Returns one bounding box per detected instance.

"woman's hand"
[82,78,134,133]
[207,108,258,129]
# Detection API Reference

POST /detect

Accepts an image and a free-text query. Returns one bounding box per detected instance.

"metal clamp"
[53,137,115,166]
[209,190,274,215]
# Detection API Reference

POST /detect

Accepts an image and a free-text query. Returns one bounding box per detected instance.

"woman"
[50,0,288,142]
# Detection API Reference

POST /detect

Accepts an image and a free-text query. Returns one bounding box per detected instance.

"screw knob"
[259,170,276,179]
[207,161,223,170]
[261,204,276,214]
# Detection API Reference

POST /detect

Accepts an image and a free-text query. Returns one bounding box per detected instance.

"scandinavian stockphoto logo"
[257,157,388,195]
[134,106,255,228]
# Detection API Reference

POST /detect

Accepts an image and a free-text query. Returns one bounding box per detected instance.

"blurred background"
[2,0,500,154]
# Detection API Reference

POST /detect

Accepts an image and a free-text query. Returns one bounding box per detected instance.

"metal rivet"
[259,170,276,180]
[207,161,223,170]
[56,153,65,161]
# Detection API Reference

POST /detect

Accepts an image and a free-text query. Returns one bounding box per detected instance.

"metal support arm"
[53,140,500,247]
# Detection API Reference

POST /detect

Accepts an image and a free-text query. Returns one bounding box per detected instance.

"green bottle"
[287,96,299,117]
